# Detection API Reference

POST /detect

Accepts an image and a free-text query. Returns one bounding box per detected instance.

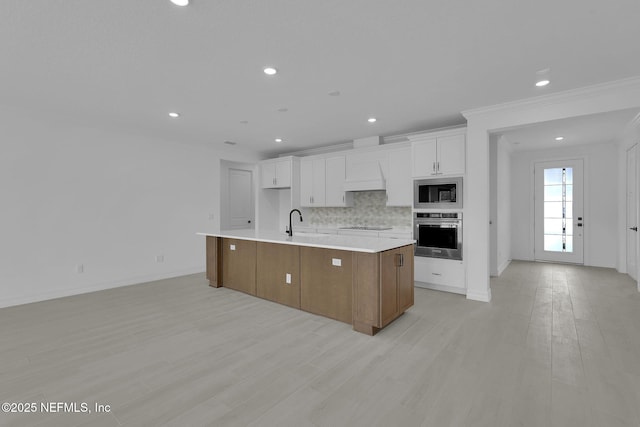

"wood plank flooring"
[1,261,640,426]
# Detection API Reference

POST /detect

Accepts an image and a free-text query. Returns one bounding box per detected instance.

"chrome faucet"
[288,209,303,236]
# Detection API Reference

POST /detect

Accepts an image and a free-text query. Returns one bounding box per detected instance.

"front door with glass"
[534,159,584,264]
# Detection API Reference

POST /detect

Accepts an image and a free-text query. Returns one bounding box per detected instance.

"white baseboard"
[497,259,512,276]
[414,281,466,295]
[0,266,205,309]
[466,288,492,302]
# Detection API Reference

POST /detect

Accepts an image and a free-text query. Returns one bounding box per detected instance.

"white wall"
[490,135,512,276]
[510,142,618,268]
[496,137,512,273]
[0,106,260,307]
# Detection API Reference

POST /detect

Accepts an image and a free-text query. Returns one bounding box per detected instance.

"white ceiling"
[496,108,640,152]
[1,0,640,155]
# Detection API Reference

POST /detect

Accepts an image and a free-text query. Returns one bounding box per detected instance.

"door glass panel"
[544,185,563,201]
[544,219,563,234]
[544,235,563,251]
[544,169,563,185]
[543,167,573,253]
[544,202,563,218]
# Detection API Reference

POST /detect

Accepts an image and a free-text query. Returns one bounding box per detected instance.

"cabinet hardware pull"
[436,162,440,172]
[432,272,442,276]
[432,162,436,172]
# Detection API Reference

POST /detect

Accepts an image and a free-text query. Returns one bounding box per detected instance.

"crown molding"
[462,75,640,120]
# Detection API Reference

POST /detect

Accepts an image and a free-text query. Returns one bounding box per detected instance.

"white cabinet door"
[386,148,412,206]
[312,159,326,206]
[300,158,326,206]
[261,159,291,188]
[412,138,438,177]
[437,134,465,176]
[414,257,466,290]
[325,156,352,207]
[261,162,276,188]
[300,159,314,206]
[274,159,291,188]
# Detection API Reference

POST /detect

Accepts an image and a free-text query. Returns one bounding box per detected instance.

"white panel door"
[228,168,254,229]
[627,145,638,281]
[534,159,584,264]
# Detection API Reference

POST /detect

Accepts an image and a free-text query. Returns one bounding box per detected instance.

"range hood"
[343,136,387,192]
[343,163,386,191]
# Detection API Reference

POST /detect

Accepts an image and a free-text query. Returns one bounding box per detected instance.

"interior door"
[228,168,254,229]
[627,145,638,281]
[534,159,584,264]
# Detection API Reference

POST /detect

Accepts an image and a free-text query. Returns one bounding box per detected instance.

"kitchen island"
[198,230,415,335]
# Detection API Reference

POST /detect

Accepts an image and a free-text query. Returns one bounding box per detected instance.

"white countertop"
[197,229,415,253]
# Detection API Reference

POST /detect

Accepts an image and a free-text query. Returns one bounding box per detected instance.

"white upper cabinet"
[300,158,326,207]
[436,134,465,176]
[261,158,292,188]
[410,130,465,177]
[325,156,353,207]
[386,147,412,206]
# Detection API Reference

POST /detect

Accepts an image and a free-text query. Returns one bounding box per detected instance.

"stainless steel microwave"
[413,177,463,209]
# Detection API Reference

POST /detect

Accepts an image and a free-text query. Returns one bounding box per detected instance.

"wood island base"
[205,236,414,336]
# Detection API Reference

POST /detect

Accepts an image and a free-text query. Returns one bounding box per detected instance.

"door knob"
[631,227,638,231]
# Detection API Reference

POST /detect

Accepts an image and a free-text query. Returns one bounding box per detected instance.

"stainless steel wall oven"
[414,212,462,260]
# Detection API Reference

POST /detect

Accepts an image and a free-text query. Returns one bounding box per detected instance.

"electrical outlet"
[332,258,342,267]
[76,264,84,274]
[230,244,236,251]
[156,255,164,263]
[285,273,291,284]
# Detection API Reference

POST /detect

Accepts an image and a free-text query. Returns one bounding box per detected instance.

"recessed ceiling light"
[224,141,236,145]
[367,117,377,123]
[535,68,551,87]
[275,138,283,143]
[170,0,189,6]
[263,67,278,76]
[277,108,288,112]
[168,112,180,118]
[240,120,248,124]
[555,136,564,141]
[328,90,341,97]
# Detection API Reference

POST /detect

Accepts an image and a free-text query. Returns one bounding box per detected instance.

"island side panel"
[398,244,415,312]
[256,242,301,309]
[206,236,222,287]
[300,247,353,324]
[380,249,399,328]
[352,252,381,336]
[222,238,257,295]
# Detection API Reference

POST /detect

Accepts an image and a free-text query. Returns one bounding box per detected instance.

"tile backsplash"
[308,191,412,227]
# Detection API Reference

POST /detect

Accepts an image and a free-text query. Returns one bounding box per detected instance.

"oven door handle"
[415,222,461,226]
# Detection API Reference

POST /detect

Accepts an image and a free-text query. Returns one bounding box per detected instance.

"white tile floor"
[1,261,639,426]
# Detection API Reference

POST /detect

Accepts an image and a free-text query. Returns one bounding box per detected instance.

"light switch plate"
[332,258,342,267]
[285,273,291,284]
[230,244,236,251]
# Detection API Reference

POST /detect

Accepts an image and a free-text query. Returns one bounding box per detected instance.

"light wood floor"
[1,261,640,427]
